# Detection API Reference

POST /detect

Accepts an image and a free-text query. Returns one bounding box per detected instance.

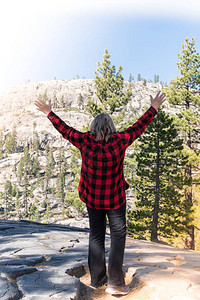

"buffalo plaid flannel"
[47,106,157,210]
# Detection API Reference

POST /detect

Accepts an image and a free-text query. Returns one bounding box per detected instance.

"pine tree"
[127,110,190,242]
[56,165,65,203]
[3,180,13,219]
[32,155,41,176]
[129,73,134,82]
[154,75,160,83]
[137,73,142,81]
[164,37,200,249]
[23,147,32,175]
[17,157,24,183]
[33,122,40,152]
[5,127,17,154]
[23,171,30,216]
[15,192,21,220]
[78,93,84,110]
[45,146,55,198]
[0,130,4,158]
[46,147,55,179]
[86,49,132,116]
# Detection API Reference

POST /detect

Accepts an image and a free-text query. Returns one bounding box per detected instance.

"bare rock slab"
[1,219,200,299]
[0,277,20,300]
[17,266,79,300]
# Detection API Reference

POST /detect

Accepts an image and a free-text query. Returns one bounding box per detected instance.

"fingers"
[156,91,166,101]
[34,98,49,109]
[156,91,161,97]
[34,100,44,109]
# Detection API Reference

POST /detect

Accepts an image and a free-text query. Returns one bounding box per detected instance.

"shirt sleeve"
[47,111,85,149]
[118,106,157,148]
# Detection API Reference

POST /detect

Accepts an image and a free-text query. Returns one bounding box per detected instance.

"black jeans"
[87,203,126,287]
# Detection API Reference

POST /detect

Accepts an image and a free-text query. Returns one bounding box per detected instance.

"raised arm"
[118,91,166,147]
[34,98,85,149]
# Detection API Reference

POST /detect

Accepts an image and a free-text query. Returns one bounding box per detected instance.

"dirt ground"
[79,268,142,299]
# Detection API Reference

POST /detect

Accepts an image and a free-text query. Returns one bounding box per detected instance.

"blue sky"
[0,0,200,93]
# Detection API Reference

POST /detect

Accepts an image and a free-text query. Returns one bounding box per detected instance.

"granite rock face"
[0,79,164,138]
[1,219,200,299]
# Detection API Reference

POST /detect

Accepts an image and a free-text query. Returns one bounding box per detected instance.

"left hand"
[35,98,52,115]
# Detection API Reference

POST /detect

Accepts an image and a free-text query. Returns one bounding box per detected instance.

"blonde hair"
[90,113,116,142]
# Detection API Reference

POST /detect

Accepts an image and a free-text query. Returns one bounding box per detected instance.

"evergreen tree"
[23,171,30,216]
[127,110,190,242]
[164,37,200,249]
[56,165,65,203]
[17,157,24,183]
[46,147,55,179]
[137,73,142,81]
[143,78,147,86]
[5,127,17,154]
[33,122,40,152]
[16,147,31,183]
[45,146,55,197]
[57,147,66,172]
[154,75,160,83]
[4,180,13,218]
[32,155,41,176]
[23,147,32,175]
[86,49,132,116]
[129,73,134,82]
[78,93,84,110]
[15,192,21,220]
[0,130,4,158]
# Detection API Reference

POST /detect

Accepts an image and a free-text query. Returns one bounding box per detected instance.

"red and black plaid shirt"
[47,106,157,210]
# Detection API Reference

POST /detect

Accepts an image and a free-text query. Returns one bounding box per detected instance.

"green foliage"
[32,155,41,176]
[29,203,40,221]
[33,122,40,152]
[17,147,33,183]
[86,49,132,116]
[23,147,32,175]
[65,190,85,212]
[3,180,14,218]
[56,165,66,203]
[127,110,191,241]
[23,172,30,215]
[78,93,84,110]
[0,130,4,158]
[137,73,142,81]
[46,147,55,179]
[69,146,81,178]
[164,37,200,249]
[5,127,17,154]
[41,199,47,208]
[4,180,13,196]
[154,75,159,83]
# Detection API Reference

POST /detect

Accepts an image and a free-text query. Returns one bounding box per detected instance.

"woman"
[35,91,166,295]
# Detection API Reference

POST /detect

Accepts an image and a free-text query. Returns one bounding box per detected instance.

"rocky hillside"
[0,79,163,222]
[0,78,163,134]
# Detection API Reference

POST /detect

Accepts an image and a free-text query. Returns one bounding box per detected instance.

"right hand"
[150,91,166,111]
[35,98,52,115]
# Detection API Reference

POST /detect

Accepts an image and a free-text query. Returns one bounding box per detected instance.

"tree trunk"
[184,97,195,250]
[184,163,195,250]
[151,120,160,242]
